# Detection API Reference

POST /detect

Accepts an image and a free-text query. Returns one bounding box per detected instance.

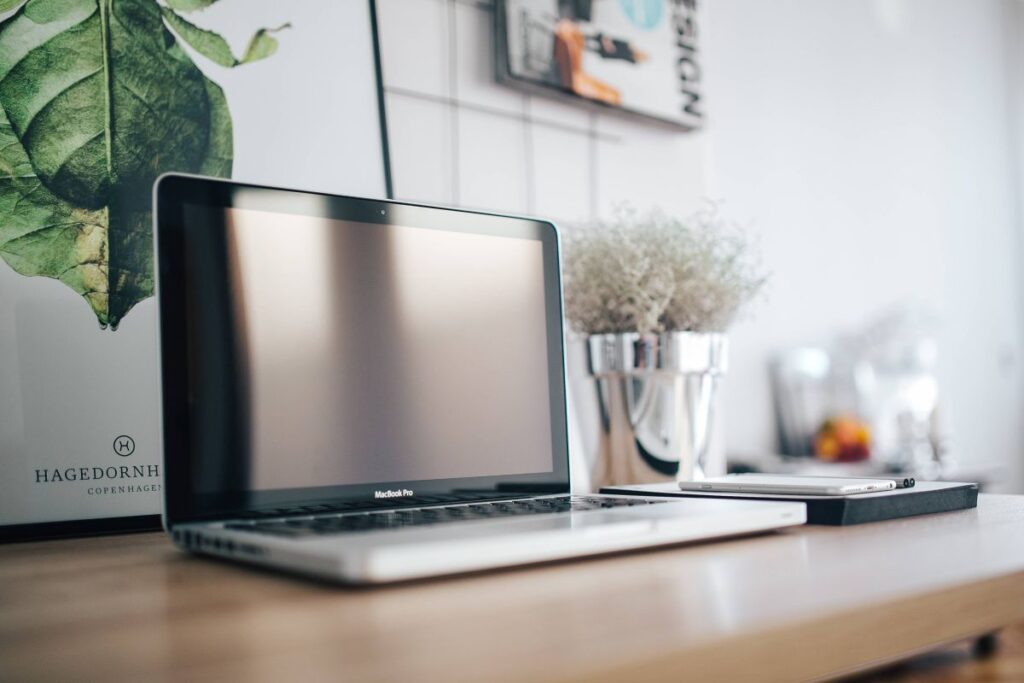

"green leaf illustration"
[161,8,289,68]
[0,0,212,210]
[163,0,218,11]
[0,0,283,328]
[198,76,233,177]
[0,107,110,321]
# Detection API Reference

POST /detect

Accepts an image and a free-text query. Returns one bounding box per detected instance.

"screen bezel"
[154,174,570,526]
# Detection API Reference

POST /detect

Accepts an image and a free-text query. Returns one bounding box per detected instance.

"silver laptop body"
[154,174,805,584]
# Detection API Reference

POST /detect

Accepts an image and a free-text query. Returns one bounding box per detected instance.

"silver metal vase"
[581,332,728,489]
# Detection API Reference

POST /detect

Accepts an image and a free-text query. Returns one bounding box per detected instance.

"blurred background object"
[764,309,981,483]
[852,309,944,475]
[771,347,834,458]
[813,415,871,463]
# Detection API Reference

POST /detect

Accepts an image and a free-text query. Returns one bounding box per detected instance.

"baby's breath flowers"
[563,205,766,335]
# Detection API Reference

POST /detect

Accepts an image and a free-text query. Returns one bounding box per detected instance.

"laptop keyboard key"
[221,496,667,538]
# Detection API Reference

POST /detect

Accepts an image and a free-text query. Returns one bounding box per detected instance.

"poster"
[498,0,702,129]
[0,0,386,533]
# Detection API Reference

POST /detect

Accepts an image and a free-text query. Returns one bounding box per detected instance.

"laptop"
[153,174,806,584]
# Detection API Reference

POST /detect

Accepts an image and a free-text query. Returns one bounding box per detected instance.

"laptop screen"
[219,206,554,490]
[156,177,569,522]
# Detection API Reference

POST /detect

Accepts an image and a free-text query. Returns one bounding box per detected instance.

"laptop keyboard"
[222,496,667,538]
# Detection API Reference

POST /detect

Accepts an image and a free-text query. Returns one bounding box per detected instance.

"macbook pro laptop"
[153,174,805,584]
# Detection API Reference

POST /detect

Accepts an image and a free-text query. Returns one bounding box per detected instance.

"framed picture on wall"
[496,0,702,130]
[0,0,388,541]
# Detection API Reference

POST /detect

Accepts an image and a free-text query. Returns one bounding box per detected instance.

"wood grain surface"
[2,495,1024,682]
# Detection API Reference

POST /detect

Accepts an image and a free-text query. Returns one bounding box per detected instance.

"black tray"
[601,480,979,525]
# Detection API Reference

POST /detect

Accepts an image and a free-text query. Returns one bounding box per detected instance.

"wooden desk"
[2,495,1023,682]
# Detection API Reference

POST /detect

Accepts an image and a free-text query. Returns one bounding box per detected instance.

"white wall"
[704,0,1024,491]
[378,0,1024,492]
[376,0,707,224]
[1008,0,1024,486]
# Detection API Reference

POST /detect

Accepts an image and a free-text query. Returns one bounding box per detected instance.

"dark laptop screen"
[156,176,569,522]
[207,206,554,490]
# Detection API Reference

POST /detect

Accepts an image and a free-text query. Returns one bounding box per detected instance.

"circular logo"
[113,435,136,457]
